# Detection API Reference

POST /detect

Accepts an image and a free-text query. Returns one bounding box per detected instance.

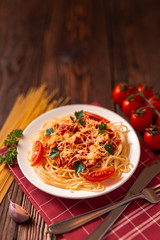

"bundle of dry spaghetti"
[0,84,70,204]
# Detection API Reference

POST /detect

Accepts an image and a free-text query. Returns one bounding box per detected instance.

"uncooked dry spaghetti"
[28,111,132,192]
[0,84,70,203]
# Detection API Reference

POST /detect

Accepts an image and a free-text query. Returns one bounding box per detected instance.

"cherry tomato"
[112,83,137,105]
[130,108,153,132]
[84,166,115,181]
[157,117,160,125]
[122,95,144,118]
[145,95,160,119]
[143,125,160,150]
[137,84,153,99]
[31,140,44,166]
[84,111,110,123]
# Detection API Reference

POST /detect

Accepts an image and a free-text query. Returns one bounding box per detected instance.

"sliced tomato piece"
[84,111,110,123]
[84,166,115,181]
[31,140,44,166]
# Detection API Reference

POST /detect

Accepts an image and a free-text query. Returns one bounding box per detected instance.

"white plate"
[17,104,140,199]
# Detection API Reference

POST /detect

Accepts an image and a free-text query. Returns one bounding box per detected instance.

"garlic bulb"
[9,200,30,223]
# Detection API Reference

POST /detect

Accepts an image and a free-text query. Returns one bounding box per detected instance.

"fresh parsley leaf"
[104,143,114,155]
[45,128,53,136]
[4,129,23,147]
[0,129,23,166]
[73,160,85,174]
[6,147,18,165]
[78,119,85,126]
[75,110,84,120]
[0,154,7,165]
[98,123,108,133]
[70,110,85,126]
[70,116,75,122]
[49,147,61,158]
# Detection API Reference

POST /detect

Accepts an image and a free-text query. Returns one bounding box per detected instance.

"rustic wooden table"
[0,0,160,239]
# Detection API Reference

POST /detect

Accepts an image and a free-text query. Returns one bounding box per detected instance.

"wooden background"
[0,0,160,239]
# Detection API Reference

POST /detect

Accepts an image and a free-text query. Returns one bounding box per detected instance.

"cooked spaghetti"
[28,111,132,192]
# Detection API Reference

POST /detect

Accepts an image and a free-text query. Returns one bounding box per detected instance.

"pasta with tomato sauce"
[28,111,132,192]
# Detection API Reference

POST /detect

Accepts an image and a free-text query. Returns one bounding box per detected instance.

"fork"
[48,184,160,235]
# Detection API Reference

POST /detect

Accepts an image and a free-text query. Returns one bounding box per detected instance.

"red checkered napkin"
[4,141,159,240]
[2,101,160,240]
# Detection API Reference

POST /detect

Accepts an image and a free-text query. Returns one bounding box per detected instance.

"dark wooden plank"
[108,0,160,87]
[0,0,54,128]
[40,0,113,107]
[104,0,160,118]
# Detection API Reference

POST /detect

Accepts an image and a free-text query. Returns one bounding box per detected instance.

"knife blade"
[85,157,160,240]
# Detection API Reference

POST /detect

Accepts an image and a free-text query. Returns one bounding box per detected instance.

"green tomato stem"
[138,91,160,117]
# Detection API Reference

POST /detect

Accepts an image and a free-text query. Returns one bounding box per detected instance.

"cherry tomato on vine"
[137,84,154,99]
[112,83,137,105]
[84,166,115,181]
[31,140,44,166]
[145,95,160,119]
[122,95,144,118]
[143,125,160,150]
[130,108,153,132]
[157,117,160,125]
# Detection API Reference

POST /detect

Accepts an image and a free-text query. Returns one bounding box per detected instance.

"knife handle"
[85,197,131,240]
[85,203,130,240]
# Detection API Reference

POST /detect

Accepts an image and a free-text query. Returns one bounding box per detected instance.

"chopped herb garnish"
[4,129,23,147]
[70,110,85,126]
[104,143,114,155]
[73,160,85,174]
[0,129,23,166]
[70,116,75,122]
[49,147,61,158]
[75,111,84,120]
[45,128,53,136]
[98,123,108,134]
[78,119,85,126]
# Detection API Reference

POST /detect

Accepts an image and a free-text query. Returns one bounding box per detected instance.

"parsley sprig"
[49,147,61,158]
[73,160,85,174]
[98,123,108,134]
[70,110,85,126]
[0,129,23,166]
[4,129,23,147]
[104,143,114,155]
[45,128,53,136]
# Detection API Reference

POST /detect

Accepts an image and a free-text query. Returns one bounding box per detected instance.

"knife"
[48,157,160,236]
[85,157,160,240]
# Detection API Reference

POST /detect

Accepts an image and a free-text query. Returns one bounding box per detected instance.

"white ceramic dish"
[17,104,140,199]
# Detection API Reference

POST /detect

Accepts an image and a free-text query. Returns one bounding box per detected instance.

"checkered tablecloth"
[3,140,159,240]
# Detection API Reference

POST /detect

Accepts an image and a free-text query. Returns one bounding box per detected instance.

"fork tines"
[152,184,160,192]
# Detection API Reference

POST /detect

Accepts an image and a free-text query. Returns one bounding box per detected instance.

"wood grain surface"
[0,0,160,239]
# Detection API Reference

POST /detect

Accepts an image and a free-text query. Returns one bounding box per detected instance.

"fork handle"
[48,192,142,234]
